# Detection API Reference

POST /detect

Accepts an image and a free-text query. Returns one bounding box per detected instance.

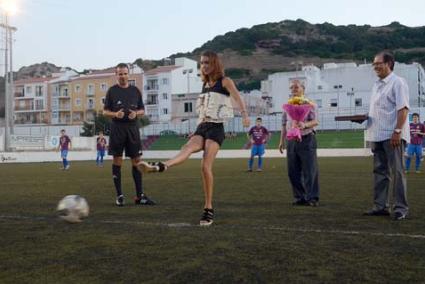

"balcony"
[35,104,45,111]
[146,94,158,105]
[146,100,158,106]
[15,105,34,112]
[145,85,159,94]
[14,91,25,98]
[53,92,71,99]
[58,105,71,111]
[57,119,71,124]
[86,91,95,97]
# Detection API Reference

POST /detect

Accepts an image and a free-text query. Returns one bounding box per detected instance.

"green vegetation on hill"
[193,19,425,65]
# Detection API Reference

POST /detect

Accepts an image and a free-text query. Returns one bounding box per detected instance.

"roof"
[71,73,115,82]
[90,67,116,74]
[145,65,180,76]
[14,77,58,85]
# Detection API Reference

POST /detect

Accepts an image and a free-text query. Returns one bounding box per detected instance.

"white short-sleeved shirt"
[366,72,410,143]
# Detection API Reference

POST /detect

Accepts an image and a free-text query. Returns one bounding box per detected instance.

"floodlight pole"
[1,13,17,152]
[182,68,193,133]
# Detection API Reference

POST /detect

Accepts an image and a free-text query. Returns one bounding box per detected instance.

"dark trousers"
[286,134,320,202]
[371,140,408,214]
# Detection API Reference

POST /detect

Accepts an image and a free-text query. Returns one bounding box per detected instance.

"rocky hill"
[172,19,425,90]
[15,62,63,80]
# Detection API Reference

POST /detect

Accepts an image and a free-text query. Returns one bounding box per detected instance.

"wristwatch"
[394,128,402,134]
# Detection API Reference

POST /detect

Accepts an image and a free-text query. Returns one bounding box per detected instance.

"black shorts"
[108,122,142,158]
[193,122,225,146]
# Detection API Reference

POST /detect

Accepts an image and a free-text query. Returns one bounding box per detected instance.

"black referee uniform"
[104,84,144,158]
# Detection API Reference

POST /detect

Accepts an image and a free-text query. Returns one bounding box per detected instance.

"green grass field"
[148,130,364,150]
[1,157,425,283]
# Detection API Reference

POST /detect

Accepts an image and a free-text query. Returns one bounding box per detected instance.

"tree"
[80,112,150,137]
[80,112,111,137]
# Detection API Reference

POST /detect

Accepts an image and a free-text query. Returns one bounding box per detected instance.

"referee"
[103,63,155,206]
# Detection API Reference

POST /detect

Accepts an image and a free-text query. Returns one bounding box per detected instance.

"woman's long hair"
[200,50,224,83]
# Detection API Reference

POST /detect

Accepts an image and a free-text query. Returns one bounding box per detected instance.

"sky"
[3,0,425,71]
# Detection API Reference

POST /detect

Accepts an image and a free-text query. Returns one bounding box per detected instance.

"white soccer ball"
[57,195,90,223]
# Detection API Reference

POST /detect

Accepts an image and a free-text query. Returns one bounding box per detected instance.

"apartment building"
[49,66,143,125]
[143,57,202,123]
[14,77,54,125]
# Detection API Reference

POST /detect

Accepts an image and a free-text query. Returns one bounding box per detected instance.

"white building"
[241,89,268,116]
[261,62,425,129]
[143,57,202,123]
[14,77,54,125]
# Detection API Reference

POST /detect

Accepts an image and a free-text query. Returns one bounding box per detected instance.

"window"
[75,84,81,93]
[184,102,193,113]
[316,99,322,108]
[101,97,106,105]
[35,100,44,110]
[129,80,136,86]
[87,98,95,109]
[355,98,362,107]
[101,83,108,92]
[147,94,158,105]
[87,84,95,95]
[317,85,323,90]
[62,88,69,97]
[162,93,168,100]
[75,98,81,106]
[330,99,338,107]
[146,79,158,90]
[73,113,81,121]
[35,86,43,97]
[162,78,168,85]
[26,86,32,94]
[163,108,168,115]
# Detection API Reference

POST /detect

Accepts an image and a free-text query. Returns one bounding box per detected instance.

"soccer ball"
[57,195,90,223]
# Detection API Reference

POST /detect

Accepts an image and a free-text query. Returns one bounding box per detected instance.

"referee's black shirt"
[104,84,144,124]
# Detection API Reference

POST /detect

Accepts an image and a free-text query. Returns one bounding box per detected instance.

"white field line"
[1,214,424,240]
[0,149,372,163]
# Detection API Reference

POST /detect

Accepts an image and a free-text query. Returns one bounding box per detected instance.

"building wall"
[14,81,50,125]
[171,93,198,121]
[70,75,115,124]
[262,62,425,117]
[143,58,203,123]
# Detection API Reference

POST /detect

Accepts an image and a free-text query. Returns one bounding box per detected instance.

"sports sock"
[112,165,123,196]
[132,166,143,198]
[258,156,263,169]
[248,157,254,170]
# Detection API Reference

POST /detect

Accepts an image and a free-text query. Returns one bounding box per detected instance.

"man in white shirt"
[364,51,410,221]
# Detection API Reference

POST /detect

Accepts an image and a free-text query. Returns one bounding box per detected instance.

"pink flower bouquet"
[282,102,313,141]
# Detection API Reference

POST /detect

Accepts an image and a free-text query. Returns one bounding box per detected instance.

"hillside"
[15,62,63,80]
[172,19,425,90]
[9,19,425,91]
